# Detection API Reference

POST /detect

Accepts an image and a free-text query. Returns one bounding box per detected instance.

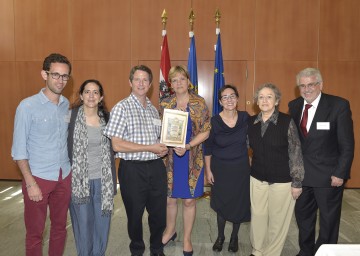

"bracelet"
[26,181,37,189]
[187,143,193,150]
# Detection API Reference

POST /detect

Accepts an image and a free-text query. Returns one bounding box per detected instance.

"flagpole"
[161,9,167,36]
[189,9,195,36]
[187,8,207,198]
[215,8,221,35]
[187,9,198,94]
[212,8,225,116]
[159,9,172,102]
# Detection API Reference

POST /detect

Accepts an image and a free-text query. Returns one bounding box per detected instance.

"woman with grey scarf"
[68,79,117,256]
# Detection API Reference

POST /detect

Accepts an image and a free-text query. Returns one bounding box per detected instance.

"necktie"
[300,104,312,137]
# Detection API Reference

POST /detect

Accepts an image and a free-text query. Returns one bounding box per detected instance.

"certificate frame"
[160,109,189,148]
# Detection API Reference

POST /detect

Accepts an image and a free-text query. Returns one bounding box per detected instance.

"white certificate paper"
[160,109,189,148]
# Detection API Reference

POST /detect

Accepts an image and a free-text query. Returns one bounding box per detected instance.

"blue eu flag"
[187,36,198,94]
[213,33,225,116]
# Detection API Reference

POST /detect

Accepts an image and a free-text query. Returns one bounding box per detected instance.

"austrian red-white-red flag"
[159,33,172,102]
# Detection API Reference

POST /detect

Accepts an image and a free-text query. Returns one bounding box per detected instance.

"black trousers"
[119,158,167,255]
[295,186,344,256]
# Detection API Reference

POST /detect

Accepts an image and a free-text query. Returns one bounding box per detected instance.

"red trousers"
[22,170,71,256]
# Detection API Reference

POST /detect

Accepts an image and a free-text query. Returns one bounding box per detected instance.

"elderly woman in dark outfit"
[68,79,117,256]
[248,83,304,256]
[204,85,251,253]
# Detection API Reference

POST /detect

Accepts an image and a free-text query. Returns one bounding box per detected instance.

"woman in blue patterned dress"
[160,66,211,256]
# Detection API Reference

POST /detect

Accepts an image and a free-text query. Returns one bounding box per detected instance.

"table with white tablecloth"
[315,244,360,256]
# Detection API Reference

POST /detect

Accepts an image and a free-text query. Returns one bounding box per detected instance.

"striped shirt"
[104,93,162,160]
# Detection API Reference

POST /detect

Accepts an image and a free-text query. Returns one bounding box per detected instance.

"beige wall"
[1,0,359,187]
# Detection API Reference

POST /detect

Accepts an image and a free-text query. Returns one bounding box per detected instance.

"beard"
[48,83,65,95]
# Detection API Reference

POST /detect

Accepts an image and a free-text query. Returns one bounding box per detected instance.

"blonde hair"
[168,65,190,83]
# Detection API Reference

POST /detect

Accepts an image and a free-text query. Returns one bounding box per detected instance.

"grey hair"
[254,83,282,103]
[296,68,323,85]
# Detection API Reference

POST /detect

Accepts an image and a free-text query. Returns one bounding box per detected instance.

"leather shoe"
[212,236,225,252]
[183,250,193,256]
[150,252,165,256]
[162,232,177,246]
[228,236,238,252]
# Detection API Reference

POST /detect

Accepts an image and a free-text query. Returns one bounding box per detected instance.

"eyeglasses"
[258,95,274,102]
[298,82,320,89]
[221,94,237,101]
[46,71,70,81]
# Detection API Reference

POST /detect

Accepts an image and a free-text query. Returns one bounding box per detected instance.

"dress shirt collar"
[303,92,322,110]
[254,109,279,125]
[39,88,66,106]
[130,93,152,109]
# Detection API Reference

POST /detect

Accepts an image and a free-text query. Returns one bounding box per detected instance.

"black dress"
[204,111,251,223]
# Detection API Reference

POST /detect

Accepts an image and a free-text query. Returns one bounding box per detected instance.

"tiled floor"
[0,180,359,256]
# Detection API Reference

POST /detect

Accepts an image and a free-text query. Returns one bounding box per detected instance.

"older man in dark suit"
[288,68,354,256]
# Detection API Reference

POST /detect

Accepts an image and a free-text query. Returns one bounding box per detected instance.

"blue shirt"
[11,89,71,180]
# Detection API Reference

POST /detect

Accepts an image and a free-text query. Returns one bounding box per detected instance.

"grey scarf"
[71,105,114,216]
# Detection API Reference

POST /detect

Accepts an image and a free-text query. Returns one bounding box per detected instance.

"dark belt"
[120,158,159,164]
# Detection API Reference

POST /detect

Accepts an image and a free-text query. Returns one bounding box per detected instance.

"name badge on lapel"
[317,122,330,130]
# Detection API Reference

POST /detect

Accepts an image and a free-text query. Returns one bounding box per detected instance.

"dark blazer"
[288,93,354,187]
[67,107,117,194]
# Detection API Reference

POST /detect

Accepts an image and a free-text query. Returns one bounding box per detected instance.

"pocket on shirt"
[32,116,56,134]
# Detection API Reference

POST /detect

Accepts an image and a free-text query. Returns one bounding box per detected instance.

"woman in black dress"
[204,84,251,253]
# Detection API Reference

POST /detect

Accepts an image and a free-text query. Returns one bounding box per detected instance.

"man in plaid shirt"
[104,65,168,256]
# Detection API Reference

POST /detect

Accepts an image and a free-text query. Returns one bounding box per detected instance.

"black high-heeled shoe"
[183,250,193,256]
[212,236,225,252]
[228,236,239,252]
[162,232,177,246]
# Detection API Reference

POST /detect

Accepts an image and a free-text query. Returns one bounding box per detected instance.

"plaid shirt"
[104,93,161,161]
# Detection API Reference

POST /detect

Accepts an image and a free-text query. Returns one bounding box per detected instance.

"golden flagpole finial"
[161,9,168,30]
[189,9,195,32]
[215,8,221,28]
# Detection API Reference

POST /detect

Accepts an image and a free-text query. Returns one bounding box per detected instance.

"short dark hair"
[71,79,109,121]
[79,79,105,98]
[129,65,153,83]
[218,84,239,100]
[42,53,72,74]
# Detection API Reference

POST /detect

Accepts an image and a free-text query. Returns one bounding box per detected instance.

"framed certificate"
[160,109,189,148]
